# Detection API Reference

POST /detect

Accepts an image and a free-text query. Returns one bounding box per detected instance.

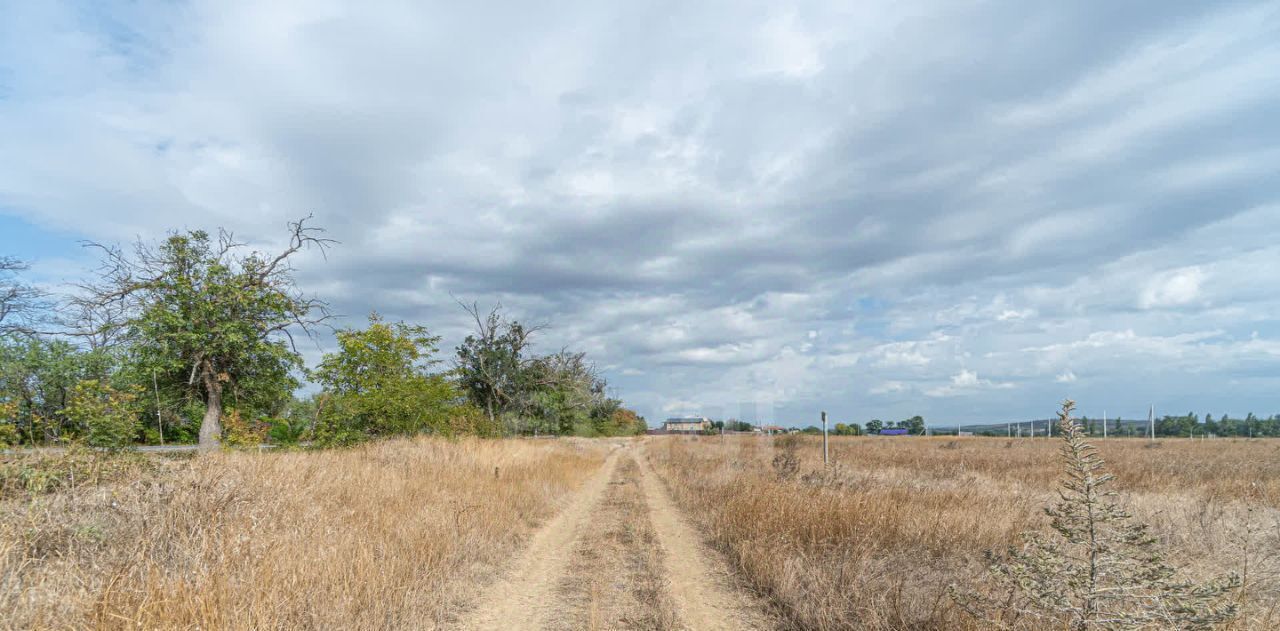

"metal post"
[821,411,829,466]
[1102,410,1107,439]
[153,369,164,446]
[1149,405,1155,441]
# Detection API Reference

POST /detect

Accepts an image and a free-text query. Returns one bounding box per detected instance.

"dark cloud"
[2,0,1280,424]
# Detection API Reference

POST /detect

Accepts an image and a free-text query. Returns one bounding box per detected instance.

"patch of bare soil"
[637,446,778,631]
[456,443,775,630]
[456,448,622,631]
[549,455,679,630]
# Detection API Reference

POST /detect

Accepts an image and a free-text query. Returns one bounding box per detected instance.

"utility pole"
[1102,409,1107,439]
[1007,422,1011,438]
[821,411,829,466]
[1149,404,1155,441]
[153,368,164,446]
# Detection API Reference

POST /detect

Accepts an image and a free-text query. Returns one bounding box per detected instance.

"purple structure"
[878,428,909,435]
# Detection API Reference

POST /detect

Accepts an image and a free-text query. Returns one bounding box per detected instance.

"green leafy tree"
[454,302,539,428]
[515,350,636,437]
[65,379,142,451]
[866,419,884,434]
[0,337,115,444]
[952,400,1240,630]
[75,219,330,449]
[313,313,458,443]
[605,407,647,435]
[901,415,925,435]
[833,422,862,436]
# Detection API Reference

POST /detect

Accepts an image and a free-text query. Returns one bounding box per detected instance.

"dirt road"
[455,441,774,631]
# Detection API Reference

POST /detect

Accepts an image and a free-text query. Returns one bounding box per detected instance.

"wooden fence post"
[821,411,829,466]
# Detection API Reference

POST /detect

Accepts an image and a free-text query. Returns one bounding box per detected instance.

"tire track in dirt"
[637,445,776,631]
[456,446,622,631]
[547,453,679,630]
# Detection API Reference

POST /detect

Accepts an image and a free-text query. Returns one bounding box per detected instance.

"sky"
[2,1,1280,428]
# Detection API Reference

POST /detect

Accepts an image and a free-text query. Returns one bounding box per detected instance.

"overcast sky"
[2,1,1279,427]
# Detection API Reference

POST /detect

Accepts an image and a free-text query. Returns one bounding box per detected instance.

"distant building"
[878,428,909,436]
[662,416,712,433]
[760,424,787,434]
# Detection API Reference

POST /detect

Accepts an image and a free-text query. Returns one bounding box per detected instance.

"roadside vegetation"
[0,218,644,455]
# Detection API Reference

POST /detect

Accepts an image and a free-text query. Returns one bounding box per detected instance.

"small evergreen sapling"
[951,399,1240,630]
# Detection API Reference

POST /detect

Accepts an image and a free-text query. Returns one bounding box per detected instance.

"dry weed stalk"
[952,400,1241,630]
[771,434,800,481]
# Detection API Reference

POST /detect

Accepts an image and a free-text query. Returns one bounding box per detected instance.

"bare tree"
[453,301,544,428]
[0,256,47,336]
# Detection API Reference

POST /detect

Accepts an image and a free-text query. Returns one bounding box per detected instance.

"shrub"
[223,408,269,447]
[771,434,800,481]
[64,379,142,452]
[266,415,309,445]
[951,399,1241,630]
[313,314,459,441]
[0,444,157,499]
[0,421,18,448]
[0,400,17,447]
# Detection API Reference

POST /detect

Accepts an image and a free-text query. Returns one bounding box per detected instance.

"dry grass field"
[3,434,1277,630]
[647,435,1280,630]
[0,438,607,630]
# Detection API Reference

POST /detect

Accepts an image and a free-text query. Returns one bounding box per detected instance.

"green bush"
[0,421,18,448]
[64,380,142,452]
[267,416,309,445]
[222,408,268,447]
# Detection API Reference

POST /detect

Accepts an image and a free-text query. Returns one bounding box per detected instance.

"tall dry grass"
[647,435,1280,630]
[1,437,607,630]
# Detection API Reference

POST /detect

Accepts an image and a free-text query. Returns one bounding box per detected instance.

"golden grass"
[0,437,607,630]
[647,435,1280,630]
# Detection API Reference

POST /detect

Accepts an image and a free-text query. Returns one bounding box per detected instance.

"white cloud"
[1140,266,1207,309]
[924,370,1015,397]
[869,381,907,395]
[996,308,1034,321]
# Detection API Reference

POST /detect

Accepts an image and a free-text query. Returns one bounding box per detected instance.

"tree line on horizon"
[703,415,927,435]
[969,413,1280,438]
[0,218,645,450]
[709,409,1280,440]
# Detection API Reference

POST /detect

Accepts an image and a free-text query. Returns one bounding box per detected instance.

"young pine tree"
[952,399,1240,630]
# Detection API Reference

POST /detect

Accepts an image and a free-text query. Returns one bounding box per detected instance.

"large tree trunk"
[199,377,223,450]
